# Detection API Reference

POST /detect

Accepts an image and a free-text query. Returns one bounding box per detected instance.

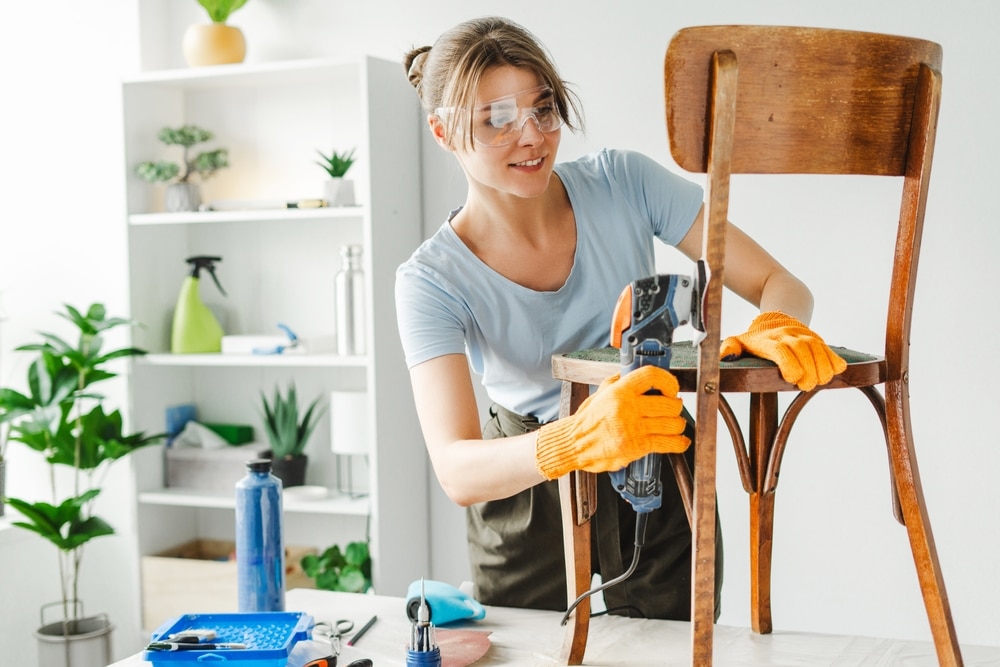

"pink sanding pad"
[437,628,492,667]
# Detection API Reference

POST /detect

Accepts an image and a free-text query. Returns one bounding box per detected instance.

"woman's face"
[433,66,562,200]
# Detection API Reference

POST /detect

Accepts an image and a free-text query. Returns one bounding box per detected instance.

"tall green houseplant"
[0,304,163,628]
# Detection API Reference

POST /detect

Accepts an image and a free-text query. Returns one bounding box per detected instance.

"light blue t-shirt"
[395,148,703,423]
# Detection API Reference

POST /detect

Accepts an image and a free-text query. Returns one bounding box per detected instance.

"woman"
[395,16,844,619]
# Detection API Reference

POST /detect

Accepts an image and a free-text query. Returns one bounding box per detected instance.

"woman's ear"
[428,114,455,152]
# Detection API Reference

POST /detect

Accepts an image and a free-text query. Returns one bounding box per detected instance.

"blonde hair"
[403,16,582,149]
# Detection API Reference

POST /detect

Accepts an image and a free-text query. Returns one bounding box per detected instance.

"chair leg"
[885,380,963,666]
[558,471,593,665]
[749,392,778,634]
[749,491,775,634]
[558,380,595,665]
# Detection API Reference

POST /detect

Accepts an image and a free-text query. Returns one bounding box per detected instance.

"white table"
[111,588,1000,666]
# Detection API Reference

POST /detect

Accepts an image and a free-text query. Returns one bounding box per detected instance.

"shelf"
[123,58,361,89]
[124,54,427,598]
[138,353,368,368]
[138,487,369,516]
[129,207,365,226]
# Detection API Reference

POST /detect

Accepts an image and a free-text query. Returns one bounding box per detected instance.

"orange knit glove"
[535,365,690,481]
[720,311,847,391]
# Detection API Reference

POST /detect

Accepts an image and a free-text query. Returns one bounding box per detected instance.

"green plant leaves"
[0,303,165,615]
[6,491,114,552]
[191,149,229,178]
[158,126,214,147]
[316,148,356,178]
[260,383,326,459]
[301,541,372,593]
[136,125,228,184]
[196,0,249,23]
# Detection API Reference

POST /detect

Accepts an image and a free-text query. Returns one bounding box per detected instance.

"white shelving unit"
[121,56,428,628]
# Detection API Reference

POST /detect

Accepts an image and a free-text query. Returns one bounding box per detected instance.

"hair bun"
[403,46,432,88]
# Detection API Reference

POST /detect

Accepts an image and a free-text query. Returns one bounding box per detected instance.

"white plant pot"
[324,178,355,207]
[165,182,201,212]
[35,613,114,667]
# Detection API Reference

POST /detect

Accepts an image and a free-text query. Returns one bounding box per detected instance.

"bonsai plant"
[183,0,250,67]
[301,540,372,593]
[316,147,357,206]
[0,303,163,664]
[135,125,229,212]
[259,382,325,487]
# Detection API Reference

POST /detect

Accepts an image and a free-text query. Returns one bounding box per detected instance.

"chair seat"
[553,342,884,393]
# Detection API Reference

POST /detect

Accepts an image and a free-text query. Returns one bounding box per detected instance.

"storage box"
[143,611,312,667]
[165,443,269,493]
[141,539,316,632]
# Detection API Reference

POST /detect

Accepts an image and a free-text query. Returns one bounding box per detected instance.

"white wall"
[1,0,996,661]
[0,2,144,665]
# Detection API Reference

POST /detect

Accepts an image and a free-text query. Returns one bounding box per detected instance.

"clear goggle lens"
[437,85,564,146]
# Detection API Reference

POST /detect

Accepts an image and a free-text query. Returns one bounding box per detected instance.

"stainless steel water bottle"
[235,459,285,611]
[336,244,366,355]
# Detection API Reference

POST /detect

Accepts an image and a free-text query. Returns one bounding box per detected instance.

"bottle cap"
[246,459,272,472]
[340,244,363,259]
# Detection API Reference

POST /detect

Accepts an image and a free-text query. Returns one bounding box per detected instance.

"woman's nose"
[517,114,545,144]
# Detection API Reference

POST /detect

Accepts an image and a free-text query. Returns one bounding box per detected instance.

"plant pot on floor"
[34,603,113,667]
[265,452,308,488]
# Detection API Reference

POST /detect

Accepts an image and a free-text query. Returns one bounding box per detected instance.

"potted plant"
[183,0,250,67]
[0,303,163,667]
[301,540,372,593]
[259,382,325,488]
[316,147,357,207]
[136,125,228,213]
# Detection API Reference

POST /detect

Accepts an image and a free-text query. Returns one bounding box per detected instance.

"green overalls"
[467,403,723,620]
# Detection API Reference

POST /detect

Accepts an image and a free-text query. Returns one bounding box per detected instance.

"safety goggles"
[436,85,564,147]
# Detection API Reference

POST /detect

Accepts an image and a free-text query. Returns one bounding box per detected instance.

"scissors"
[312,619,355,656]
[307,619,374,667]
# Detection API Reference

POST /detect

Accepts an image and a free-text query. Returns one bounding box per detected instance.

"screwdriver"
[406,578,442,666]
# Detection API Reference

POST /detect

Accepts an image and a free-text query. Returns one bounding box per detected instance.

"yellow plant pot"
[182,23,246,67]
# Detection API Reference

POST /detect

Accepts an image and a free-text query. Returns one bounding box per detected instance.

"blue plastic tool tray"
[143,611,313,666]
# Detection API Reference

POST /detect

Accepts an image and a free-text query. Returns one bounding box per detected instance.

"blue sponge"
[405,579,486,626]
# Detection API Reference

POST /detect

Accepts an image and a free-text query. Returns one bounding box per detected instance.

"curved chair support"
[763,390,817,495]
[719,394,753,494]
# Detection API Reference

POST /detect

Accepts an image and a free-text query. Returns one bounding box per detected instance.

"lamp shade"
[330,391,369,455]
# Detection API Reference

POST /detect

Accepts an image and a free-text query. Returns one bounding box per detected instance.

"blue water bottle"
[235,459,285,611]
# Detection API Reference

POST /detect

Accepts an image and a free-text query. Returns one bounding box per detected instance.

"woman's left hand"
[720,311,847,391]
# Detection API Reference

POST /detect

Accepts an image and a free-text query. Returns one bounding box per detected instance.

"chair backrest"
[663,25,942,380]
[665,25,942,176]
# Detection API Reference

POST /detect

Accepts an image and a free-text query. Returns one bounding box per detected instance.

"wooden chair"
[553,25,962,666]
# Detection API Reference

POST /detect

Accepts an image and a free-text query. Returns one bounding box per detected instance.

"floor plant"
[0,303,163,632]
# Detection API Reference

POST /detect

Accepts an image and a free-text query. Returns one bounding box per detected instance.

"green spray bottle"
[171,255,226,354]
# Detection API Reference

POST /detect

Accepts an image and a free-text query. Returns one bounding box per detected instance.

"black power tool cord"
[559,512,649,626]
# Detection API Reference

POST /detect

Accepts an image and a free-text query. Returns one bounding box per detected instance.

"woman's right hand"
[534,365,689,480]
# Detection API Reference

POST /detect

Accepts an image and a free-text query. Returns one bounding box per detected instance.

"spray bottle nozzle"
[185,256,227,296]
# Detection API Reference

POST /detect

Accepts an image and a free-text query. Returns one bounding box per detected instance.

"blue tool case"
[143,612,313,666]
